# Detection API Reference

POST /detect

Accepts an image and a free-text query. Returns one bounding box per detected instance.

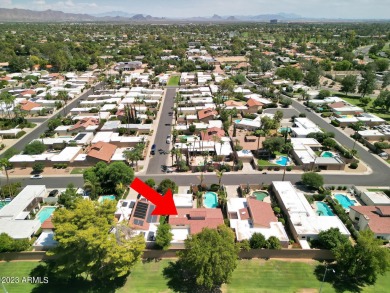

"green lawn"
[338,95,390,122]
[257,159,278,166]
[1,260,389,292]
[167,76,179,86]
[70,168,87,174]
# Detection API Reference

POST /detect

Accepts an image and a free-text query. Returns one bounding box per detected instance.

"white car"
[31,174,43,179]
[166,136,171,144]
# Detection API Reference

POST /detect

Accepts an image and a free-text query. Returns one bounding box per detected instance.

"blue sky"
[1,0,389,19]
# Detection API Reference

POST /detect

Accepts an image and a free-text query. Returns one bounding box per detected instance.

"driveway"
[263,107,299,119]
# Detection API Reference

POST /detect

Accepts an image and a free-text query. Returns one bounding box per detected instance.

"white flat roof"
[363,191,390,205]
[273,181,350,237]
[171,228,190,242]
[173,194,193,208]
[0,218,41,239]
[0,185,46,219]
[51,147,82,162]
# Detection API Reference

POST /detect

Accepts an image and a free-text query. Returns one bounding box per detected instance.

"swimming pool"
[253,191,269,201]
[37,206,57,223]
[204,192,218,208]
[279,127,291,133]
[321,151,334,158]
[0,199,11,210]
[335,194,356,209]
[275,156,290,166]
[98,195,116,203]
[316,202,334,216]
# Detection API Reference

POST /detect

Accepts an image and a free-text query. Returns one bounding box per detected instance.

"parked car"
[150,144,156,155]
[166,136,171,144]
[31,174,43,179]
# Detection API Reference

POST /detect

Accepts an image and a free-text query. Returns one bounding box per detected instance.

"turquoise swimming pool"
[98,195,116,203]
[321,151,335,158]
[253,191,269,201]
[37,207,56,223]
[276,156,290,166]
[0,200,10,210]
[335,194,356,209]
[204,192,218,208]
[279,127,291,133]
[316,202,334,216]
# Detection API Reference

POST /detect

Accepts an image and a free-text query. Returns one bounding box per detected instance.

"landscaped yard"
[167,76,179,86]
[257,159,278,166]
[70,167,87,174]
[1,260,389,292]
[337,95,390,122]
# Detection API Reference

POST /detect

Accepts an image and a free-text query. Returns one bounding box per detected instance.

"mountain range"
[0,8,387,22]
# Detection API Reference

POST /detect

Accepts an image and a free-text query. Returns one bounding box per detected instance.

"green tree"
[333,230,390,286]
[374,58,389,72]
[322,138,337,150]
[250,232,266,249]
[301,172,324,189]
[24,140,46,155]
[317,228,349,250]
[49,199,145,282]
[168,225,239,291]
[276,66,303,82]
[0,233,30,252]
[232,74,246,85]
[144,178,156,188]
[341,75,357,96]
[32,162,45,173]
[0,158,13,197]
[382,72,390,89]
[358,70,376,97]
[280,97,292,107]
[58,183,81,209]
[262,137,285,155]
[317,90,331,99]
[373,90,390,111]
[304,68,320,87]
[158,179,177,194]
[266,236,282,249]
[155,223,173,250]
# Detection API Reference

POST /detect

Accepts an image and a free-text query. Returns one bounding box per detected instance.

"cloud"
[0,0,12,6]
[33,0,46,4]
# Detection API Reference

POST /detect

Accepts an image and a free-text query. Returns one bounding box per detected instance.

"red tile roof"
[41,217,55,230]
[224,100,244,107]
[247,198,277,228]
[328,101,346,109]
[87,141,117,162]
[20,100,40,111]
[200,127,225,141]
[169,208,224,234]
[70,117,99,131]
[246,98,263,107]
[350,206,390,235]
[20,89,36,96]
[197,108,218,120]
[238,207,250,220]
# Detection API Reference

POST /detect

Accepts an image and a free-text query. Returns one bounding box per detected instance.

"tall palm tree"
[0,158,13,198]
[57,90,68,115]
[216,170,224,187]
[282,142,293,181]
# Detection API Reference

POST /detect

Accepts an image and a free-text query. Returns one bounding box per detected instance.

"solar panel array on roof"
[134,202,148,219]
[74,133,87,140]
[146,205,158,223]
[133,219,144,226]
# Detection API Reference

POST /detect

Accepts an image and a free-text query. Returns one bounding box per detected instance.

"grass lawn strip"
[167,76,179,86]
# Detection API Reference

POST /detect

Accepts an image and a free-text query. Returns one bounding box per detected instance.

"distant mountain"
[92,11,136,18]
[211,14,222,20]
[0,8,96,22]
[227,16,236,21]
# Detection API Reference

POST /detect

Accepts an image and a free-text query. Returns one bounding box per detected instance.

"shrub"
[258,166,264,171]
[298,113,306,118]
[207,166,214,172]
[331,120,340,127]
[274,167,280,171]
[321,112,333,118]
[210,184,220,192]
[349,162,358,169]
[286,166,292,171]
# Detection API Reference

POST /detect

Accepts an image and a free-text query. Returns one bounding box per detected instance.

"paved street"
[146,87,177,174]
[263,107,299,119]
[2,83,104,154]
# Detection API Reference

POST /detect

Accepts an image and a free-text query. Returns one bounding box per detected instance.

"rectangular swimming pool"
[36,207,57,223]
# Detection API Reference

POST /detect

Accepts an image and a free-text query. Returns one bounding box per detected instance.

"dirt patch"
[216,56,247,63]
[296,289,318,293]
[271,258,317,264]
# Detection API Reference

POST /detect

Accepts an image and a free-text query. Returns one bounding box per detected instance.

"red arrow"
[130,178,178,215]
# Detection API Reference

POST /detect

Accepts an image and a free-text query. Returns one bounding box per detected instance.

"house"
[227,197,289,245]
[69,117,100,133]
[358,190,390,206]
[86,141,117,163]
[272,181,350,248]
[224,100,244,108]
[291,117,322,138]
[200,127,225,141]
[349,206,390,240]
[169,208,224,244]
[19,100,41,114]
[0,185,46,239]
[197,108,218,123]
[33,217,57,251]
[115,61,142,71]
[245,98,263,114]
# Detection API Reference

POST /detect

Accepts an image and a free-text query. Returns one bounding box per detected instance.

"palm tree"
[216,170,224,187]
[0,158,13,198]
[57,90,68,115]
[282,142,293,181]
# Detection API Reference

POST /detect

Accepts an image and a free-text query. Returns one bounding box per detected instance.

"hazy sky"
[1,0,389,19]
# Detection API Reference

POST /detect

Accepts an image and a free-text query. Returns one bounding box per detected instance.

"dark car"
[48,190,59,197]
[150,144,156,155]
